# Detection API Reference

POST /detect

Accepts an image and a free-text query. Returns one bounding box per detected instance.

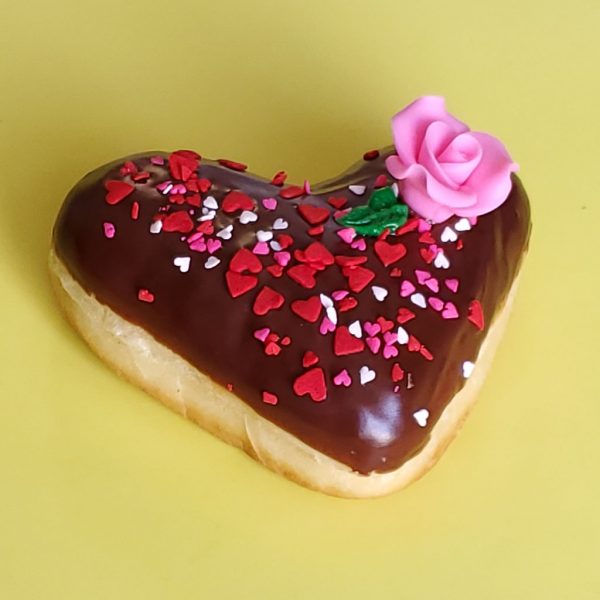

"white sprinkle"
[349,184,366,196]
[348,320,362,338]
[239,210,258,224]
[372,285,388,302]
[150,220,163,234]
[256,230,273,243]
[326,306,338,325]
[203,196,218,210]
[440,226,458,243]
[204,256,221,269]
[216,224,233,240]
[272,218,288,230]
[410,292,426,308]
[455,218,471,232]
[161,183,173,195]
[269,240,282,251]
[359,366,376,385]
[319,293,334,308]
[173,256,191,273]
[396,326,409,345]
[391,182,399,197]
[199,210,216,221]
[434,250,450,269]
[413,409,429,428]
[462,361,475,378]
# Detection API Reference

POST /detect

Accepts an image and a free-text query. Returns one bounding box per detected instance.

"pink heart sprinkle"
[274,251,291,266]
[428,244,440,256]
[441,302,459,319]
[418,219,432,232]
[262,197,277,210]
[383,331,398,346]
[337,228,356,244]
[366,337,381,354]
[400,280,416,297]
[363,321,381,337]
[383,345,399,359]
[189,239,207,252]
[103,222,115,239]
[156,180,172,192]
[253,328,270,342]
[469,216,478,226]
[319,316,336,335]
[351,238,367,251]
[332,290,349,301]
[445,278,459,293]
[170,183,187,195]
[415,269,431,285]
[187,231,204,244]
[252,241,270,255]
[424,278,439,293]
[428,297,444,311]
[151,156,165,165]
[333,369,352,387]
[206,239,222,254]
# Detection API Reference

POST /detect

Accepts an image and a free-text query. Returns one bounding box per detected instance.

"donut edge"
[48,247,522,498]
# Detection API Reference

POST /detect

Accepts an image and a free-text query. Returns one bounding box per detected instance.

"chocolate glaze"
[53,149,530,474]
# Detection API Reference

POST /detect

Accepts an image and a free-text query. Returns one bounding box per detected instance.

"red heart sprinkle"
[196,220,214,235]
[132,171,150,183]
[186,193,201,207]
[271,170,287,186]
[162,211,194,233]
[397,307,416,324]
[229,248,263,274]
[374,174,388,188]
[169,194,186,205]
[222,190,256,213]
[420,346,434,361]
[308,225,325,236]
[391,363,405,382]
[130,201,139,220]
[169,150,200,181]
[104,180,135,205]
[363,149,380,161]
[374,240,407,267]
[218,158,247,171]
[396,218,420,236]
[338,296,358,312]
[277,234,294,249]
[334,326,365,356]
[344,266,375,293]
[120,161,138,175]
[298,242,334,266]
[457,239,464,250]
[264,342,281,356]
[335,255,368,267]
[290,296,322,322]
[302,351,320,368]
[418,232,435,245]
[298,204,330,225]
[279,185,304,199]
[253,286,285,316]
[225,271,258,298]
[262,391,278,405]
[137,288,155,303]
[281,336,291,346]
[266,264,284,278]
[468,300,485,330]
[420,248,436,264]
[287,264,317,289]
[328,196,347,209]
[407,335,421,352]
[390,267,403,277]
[293,368,327,402]
[376,316,395,333]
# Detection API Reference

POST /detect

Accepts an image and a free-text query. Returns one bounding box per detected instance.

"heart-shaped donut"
[50,98,530,497]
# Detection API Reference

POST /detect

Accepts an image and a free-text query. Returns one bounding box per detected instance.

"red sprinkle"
[397,307,416,324]
[298,204,330,225]
[290,296,322,322]
[262,391,279,405]
[218,158,247,171]
[300,242,334,267]
[229,248,263,274]
[287,264,317,289]
[120,161,138,176]
[293,368,327,402]
[363,149,380,161]
[390,267,403,277]
[328,196,348,209]
[196,220,214,235]
[222,190,256,213]
[264,342,281,356]
[169,150,200,182]
[162,211,194,233]
[308,225,325,236]
[266,264,284,278]
[137,289,155,303]
[420,247,436,264]
[104,180,135,205]
[271,170,287,186]
[186,193,201,207]
[132,171,150,183]
[407,335,421,352]
[253,286,285,316]
[344,265,375,293]
[334,326,365,356]
[279,185,304,199]
[395,218,420,236]
[374,174,388,188]
[277,234,294,249]
[374,240,407,267]
[302,351,320,368]
[225,271,258,298]
[130,201,139,220]
[338,296,358,312]
[376,316,395,333]
[420,346,434,361]
[468,300,485,330]
[280,336,291,346]
[335,255,368,267]
[418,231,436,245]
[391,363,405,382]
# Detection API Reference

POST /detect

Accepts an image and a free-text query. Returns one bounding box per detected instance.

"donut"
[49,97,531,498]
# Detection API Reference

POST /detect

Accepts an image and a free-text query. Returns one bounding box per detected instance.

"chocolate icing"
[52,149,530,474]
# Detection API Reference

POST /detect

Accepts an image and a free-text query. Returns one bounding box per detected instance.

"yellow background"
[1,1,598,597]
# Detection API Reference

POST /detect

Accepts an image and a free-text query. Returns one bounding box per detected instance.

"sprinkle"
[103,222,115,239]
[262,197,278,210]
[279,185,304,199]
[413,409,429,427]
[428,297,444,311]
[173,256,191,273]
[271,171,287,186]
[225,271,258,298]
[308,225,325,237]
[252,241,270,255]
[163,211,194,233]
[391,363,404,382]
[445,278,459,293]
[441,226,458,243]
[377,317,395,333]
[302,351,320,368]
[441,302,459,319]
[104,180,135,205]
[319,316,336,334]
[383,344,398,359]
[374,174,388,188]
[204,256,220,269]
[420,346,434,361]
[151,156,165,165]
[348,320,362,338]
[287,264,317,289]
[363,321,381,337]
[203,196,218,210]
[298,204,330,225]
[229,248,262,273]
[222,190,255,213]
[218,158,247,171]
[253,286,285,316]
[333,369,352,387]
[374,240,407,267]
[418,231,435,245]
[390,267,403,278]
[420,247,436,264]
[363,149,380,161]
[410,293,426,308]
[293,368,327,402]
[199,210,216,222]
[270,240,282,251]
[265,341,281,356]
[396,308,415,324]
[205,239,221,255]
[372,286,388,302]
[272,218,288,230]
[216,224,233,240]
[400,280,416,297]
[256,230,273,242]
[455,218,471,232]
[334,326,365,356]
[359,366,376,385]
[156,181,173,195]
[338,296,358,312]
[337,228,356,244]
[169,150,200,181]
[408,335,421,352]
[262,391,278,405]
[332,290,349,301]
[383,331,397,345]
[468,300,485,330]
[350,238,367,251]
[396,326,409,345]
[277,234,293,249]
[266,264,283,277]
[434,250,450,269]
[349,184,366,196]
[344,266,375,293]
[273,251,291,266]
[418,219,432,232]
[462,361,475,378]
[391,182,399,197]
[239,210,258,224]
[130,201,140,220]
[150,220,163,234]
[366,337,381,354]
[291,296,322,322]
[325,306,338,325]
[254,328,270,342]
[137,289,155,303]
[328,196,348,209]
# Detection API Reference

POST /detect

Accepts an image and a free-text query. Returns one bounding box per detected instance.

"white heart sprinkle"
[199,210,216,222]
[410,292,426,308]
[349,184,366,196]
[455,218,471,232]
[173,256,191,273]
[396,326,409,345]
[391,182,399,197]
[326,306,338,325]
[239,210,258,224]
[320,294,333,308]
[150,220,163,234]
[348,320,362,338]
[269,240,282,251]
[203,196,218,210]
[372,286,388,302]
[256,229,273,242]
[440,226,458,243]
[272,218,288,230]
[161,183,173,195]
[216,225,233,240]
[359,366,376,385]
[204,256,221,269]
[434,251,450,269]
[462,361,475,378]
[413,408,429,428]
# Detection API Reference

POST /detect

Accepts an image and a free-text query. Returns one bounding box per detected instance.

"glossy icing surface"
[53,149,530,473]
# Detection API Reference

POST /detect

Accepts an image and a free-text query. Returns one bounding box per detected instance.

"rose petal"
[438,132,483,185]
[399,174,455,223]
[418,121,463,190]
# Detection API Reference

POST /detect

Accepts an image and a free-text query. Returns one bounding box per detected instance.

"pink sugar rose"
[385,96,518,223]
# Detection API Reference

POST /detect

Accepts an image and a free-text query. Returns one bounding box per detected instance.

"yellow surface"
[0,1,598,597]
